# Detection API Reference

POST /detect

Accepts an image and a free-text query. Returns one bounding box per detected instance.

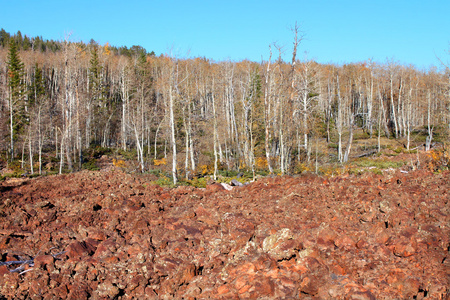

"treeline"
[0,28,449,182]
[0,29,154,57]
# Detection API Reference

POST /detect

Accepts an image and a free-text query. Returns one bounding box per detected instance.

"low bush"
[82,160,100,171]
[354,159,405,169]
[425,148,450,172]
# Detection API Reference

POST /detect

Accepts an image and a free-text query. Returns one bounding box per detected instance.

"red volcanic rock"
[334,234,356,249]
[87,228,108,241]
[65,240,97,260]
[0,265,9,276]
[392,236,417,257]
[33,254,55,269]
[0,168,448,299]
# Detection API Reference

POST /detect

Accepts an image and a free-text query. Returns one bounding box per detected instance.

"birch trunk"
[169,84,177,184]
[38,106,42,174]
[425,90,433,151]
[343,114,354,163]
[367,70,374,137]
[29,133,33,174]
[390,73,399,138]
[336,74,343,162]
[264,46,274,173]
[9,89,14,162]
[188,105,196,171]
[212,89,218,181]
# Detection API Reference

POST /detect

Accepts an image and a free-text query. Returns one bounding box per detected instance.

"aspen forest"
[1,29,449,183]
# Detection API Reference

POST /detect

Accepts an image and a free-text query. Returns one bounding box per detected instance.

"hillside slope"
[0,168,449,299]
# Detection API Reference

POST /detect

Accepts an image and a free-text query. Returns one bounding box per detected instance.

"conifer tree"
[6,38,26,161]
[0,28,10,47]
[89,45,103,99]
[29,63,45,105]
[29,63,46,173]
[88,45,105,145]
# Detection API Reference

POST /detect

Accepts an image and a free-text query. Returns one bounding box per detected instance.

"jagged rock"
[230,179,244,187]
[220,182,233,191]
[0,169,448,299]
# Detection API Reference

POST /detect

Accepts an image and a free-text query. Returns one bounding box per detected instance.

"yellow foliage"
[200,164,211,175]
[296,163,311,173]
[426,148,450,171]
[153,158,167,166]
[255,157,268,169]
[103,43,111,56]
[77,46,86,58]
[113,158,126,168]
[238,159,247,170]
[319,165,346,177]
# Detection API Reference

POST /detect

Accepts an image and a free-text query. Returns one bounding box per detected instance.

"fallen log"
[354,150,377,158]
[0,250,66,274]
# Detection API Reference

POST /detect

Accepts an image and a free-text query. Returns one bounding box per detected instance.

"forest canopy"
[0,29,449,183]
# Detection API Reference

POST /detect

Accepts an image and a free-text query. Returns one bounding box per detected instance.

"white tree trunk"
[264,46,274,173]
[390,73,399,138]
[9,90,14,162]
[336,74,343,162]
[425,90,433,151]
[169,85,177,184]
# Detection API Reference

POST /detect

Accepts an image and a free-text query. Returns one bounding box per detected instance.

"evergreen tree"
[88,45,109,145]
[89,45,103,96]
[6,38,26,160]
[14,30,23,48]
[23,35,32,51]
[0,28,10,47]
[29,63,45,105]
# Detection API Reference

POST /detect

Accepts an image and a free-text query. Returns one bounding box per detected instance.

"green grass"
[353,159,406,169]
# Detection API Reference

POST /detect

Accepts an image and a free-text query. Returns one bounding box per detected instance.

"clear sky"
[2,0,449,70]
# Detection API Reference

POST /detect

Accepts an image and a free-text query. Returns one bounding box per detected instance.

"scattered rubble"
[0,168,448,299]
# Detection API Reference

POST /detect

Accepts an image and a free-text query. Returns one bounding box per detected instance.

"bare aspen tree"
[180,62,196,179]
[325,76,334,143]
[296,58,318,162]
[188,101,196,172]
[397,73,404,136]
[405,75,414,150]
[223,62,239,169]
[60,37,76,173]
[212,79,219,180]
[366,61,374,137]
[425,90,433,151]
[166,57,180,184]
[336,73,344,162]
[263,45,274,173]
[389,67,399,138]
[343,90,355,162]
[272,43,286,173]
[120,60,129,151]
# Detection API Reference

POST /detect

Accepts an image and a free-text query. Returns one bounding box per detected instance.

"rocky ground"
[0,166,449,299]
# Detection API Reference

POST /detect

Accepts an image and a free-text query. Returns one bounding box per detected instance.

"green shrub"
[219,170,239,178]
[394,147,403,154]
[117,148,138,160]
[354,159,405,169]
[82,160,100,171]
[186,177,208,188]
[154,175,175,188]
[147,168,163,176]
[368,168,383,175]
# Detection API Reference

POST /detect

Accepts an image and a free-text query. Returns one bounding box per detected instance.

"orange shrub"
[153,158,167,166]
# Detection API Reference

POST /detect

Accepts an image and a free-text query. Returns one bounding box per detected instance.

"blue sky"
[2,0,449,70]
